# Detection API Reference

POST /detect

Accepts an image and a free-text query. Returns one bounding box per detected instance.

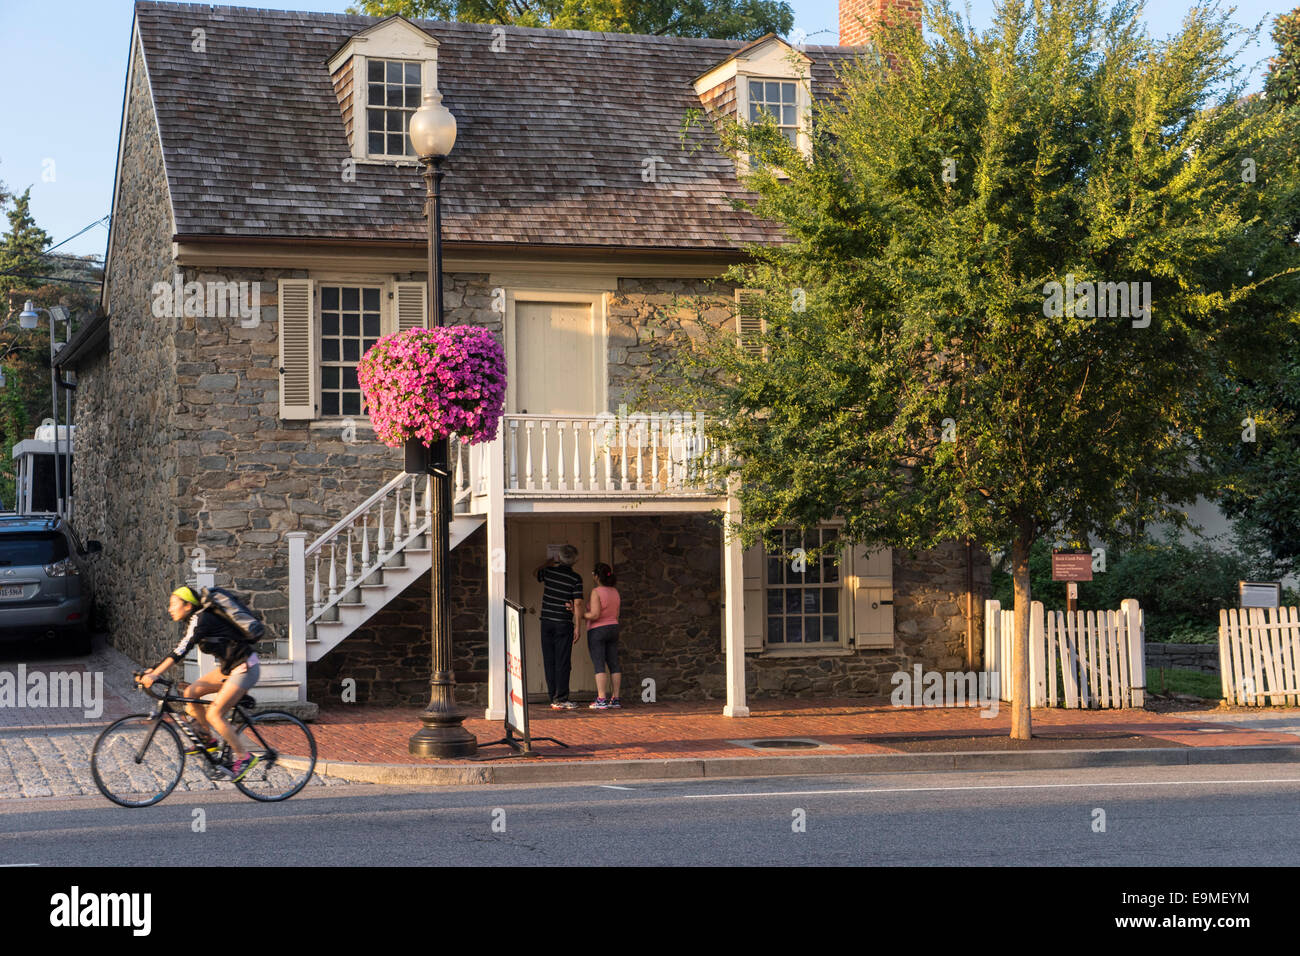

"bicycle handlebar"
[133,671,175,703]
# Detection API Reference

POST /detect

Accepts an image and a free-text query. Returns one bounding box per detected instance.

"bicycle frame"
[142,680,278,772]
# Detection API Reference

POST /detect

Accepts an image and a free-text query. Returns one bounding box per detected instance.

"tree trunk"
[1010,532,1033,740]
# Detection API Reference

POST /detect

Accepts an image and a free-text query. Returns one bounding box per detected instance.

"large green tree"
[664,0,1300,738]
[348,0,794,40]
[0,188,53,507]
[1212,7,1300,571]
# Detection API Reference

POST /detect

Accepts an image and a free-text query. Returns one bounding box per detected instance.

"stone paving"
[0,641,353,800]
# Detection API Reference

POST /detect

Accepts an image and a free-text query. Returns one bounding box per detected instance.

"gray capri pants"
[586,625,620,673]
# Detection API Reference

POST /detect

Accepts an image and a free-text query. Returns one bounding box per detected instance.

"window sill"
[755,646,855,659]
[309,419,376,433]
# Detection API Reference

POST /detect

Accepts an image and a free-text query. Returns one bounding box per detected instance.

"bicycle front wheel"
[91,714,185,808]
[231,710,317,802]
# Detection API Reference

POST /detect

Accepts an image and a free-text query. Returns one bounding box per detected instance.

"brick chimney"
[840,0,922,47]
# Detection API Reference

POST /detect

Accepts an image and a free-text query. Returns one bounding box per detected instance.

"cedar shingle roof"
[133,2,860,251]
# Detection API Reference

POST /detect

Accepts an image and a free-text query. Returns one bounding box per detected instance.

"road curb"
[308,743,1300,787]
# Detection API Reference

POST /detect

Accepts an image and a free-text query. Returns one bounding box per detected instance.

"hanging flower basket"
[357,326,507,459]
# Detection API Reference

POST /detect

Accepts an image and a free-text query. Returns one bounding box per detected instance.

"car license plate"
[0,585,24,600]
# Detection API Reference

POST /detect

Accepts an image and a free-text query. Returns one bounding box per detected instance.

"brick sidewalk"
[313,697,1300,765]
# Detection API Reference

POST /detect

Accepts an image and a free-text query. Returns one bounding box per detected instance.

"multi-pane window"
[765,527,841,645]
[320,286,382,417]
[748,79,799,146]
[367,59,422,157]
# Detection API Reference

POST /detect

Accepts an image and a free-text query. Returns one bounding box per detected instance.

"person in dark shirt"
[535,545,584,710]
[139,586,262,781]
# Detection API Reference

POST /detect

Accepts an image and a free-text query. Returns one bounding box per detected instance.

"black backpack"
[198,586,264,643]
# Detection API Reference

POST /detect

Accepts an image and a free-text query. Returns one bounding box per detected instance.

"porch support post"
[722,479,749,717]
[194,567,217,680]
[287,532,309,702]
[484,427,508,720]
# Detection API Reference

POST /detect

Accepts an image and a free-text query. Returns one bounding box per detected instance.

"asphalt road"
[1,763,1297,867]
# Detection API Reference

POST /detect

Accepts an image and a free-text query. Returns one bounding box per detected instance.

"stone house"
[59,0,989,718]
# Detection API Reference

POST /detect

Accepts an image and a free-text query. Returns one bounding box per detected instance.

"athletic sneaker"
[550,701,566,711]
[224,753,261,781]
[589,697,608,709]
[560,700,578,710]
[607,698,622,709]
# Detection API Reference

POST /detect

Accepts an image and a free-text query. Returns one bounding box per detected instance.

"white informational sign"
[546,543,568,562]
[1240,581,1281,609]
[505,601,527,735]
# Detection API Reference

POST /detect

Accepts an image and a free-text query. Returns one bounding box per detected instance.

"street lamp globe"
[408,89,457,159]
[19,301,39,330]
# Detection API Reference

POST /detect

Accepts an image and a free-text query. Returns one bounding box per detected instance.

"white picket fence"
[1218,607,1300,706]
[984,599,1145,708]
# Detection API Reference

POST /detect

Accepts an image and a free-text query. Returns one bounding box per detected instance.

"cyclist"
[138,586,261,781]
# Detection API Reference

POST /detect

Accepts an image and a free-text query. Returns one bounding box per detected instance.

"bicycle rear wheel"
[91,714,185,808]
[231,710,317,802]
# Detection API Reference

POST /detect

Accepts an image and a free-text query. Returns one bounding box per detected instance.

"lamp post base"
[409,702,478,758]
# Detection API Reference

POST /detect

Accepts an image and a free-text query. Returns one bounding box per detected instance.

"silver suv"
[0,514,101,654]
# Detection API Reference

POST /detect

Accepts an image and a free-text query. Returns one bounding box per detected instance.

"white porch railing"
[500,414,719,494]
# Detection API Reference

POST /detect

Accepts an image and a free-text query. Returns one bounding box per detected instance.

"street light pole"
[20,302,69,517]
[407,90,476,758]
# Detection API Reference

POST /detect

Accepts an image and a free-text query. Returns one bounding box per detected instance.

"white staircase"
[184,457,483,704]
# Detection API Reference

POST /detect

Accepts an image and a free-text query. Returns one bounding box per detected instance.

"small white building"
[10,424,74,515]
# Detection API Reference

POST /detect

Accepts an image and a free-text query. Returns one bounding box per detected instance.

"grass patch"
[1149,667,1222,700]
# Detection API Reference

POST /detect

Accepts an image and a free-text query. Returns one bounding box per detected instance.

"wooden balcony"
[453,413,725,514]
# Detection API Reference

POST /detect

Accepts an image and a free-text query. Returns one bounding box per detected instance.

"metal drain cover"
[749,739,821,749]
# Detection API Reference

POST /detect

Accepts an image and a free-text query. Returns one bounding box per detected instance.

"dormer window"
[328,16,440,164]
[747,79,799,146]
[693,34,814,170]
[367,59,423,158]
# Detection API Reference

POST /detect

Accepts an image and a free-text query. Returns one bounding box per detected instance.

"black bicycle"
[91,672,317,808]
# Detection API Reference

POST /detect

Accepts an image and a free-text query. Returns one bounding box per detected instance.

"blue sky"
[0,0,1289,259]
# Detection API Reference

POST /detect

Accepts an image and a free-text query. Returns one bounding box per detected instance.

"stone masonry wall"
[611,516,989,701]
[73,42,181,664]
[305,525,489,707]
[607,277,736,412]
[169,270,499,650]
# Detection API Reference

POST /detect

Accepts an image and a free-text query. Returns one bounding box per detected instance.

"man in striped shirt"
[535,544,584,710]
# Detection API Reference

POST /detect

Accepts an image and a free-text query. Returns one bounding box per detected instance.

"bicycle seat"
[239,694,256,708]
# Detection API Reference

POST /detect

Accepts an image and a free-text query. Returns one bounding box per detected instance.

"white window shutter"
[735,289,765,357]
[277,278,317,420]
[852,543,894,649]
[395,281,428,330]
[743,541,765,651]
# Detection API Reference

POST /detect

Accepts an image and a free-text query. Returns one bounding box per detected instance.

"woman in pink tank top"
[582,563,622,709]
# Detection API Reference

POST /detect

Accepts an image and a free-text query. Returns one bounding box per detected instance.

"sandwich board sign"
[478,599,566,757]
[505,599,528,740]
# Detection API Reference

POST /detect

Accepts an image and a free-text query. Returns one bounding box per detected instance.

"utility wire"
[0,214,110,280]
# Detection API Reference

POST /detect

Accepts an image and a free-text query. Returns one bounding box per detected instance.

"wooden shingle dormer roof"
[130,1,860,252]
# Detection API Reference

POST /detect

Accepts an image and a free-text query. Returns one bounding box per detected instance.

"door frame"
[506,515,613,701]
[504,289,610,415]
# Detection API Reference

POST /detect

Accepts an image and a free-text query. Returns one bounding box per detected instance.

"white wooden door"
[508,520,600,699]
[513,300,598,415]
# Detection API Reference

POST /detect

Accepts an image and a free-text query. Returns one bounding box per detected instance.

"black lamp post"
[407,88,477,758]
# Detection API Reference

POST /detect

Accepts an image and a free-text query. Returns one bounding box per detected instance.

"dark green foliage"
[348,0,794,40]
[990,537,1273,643]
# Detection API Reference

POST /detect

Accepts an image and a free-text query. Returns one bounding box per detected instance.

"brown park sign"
[1052,551,1093,582]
